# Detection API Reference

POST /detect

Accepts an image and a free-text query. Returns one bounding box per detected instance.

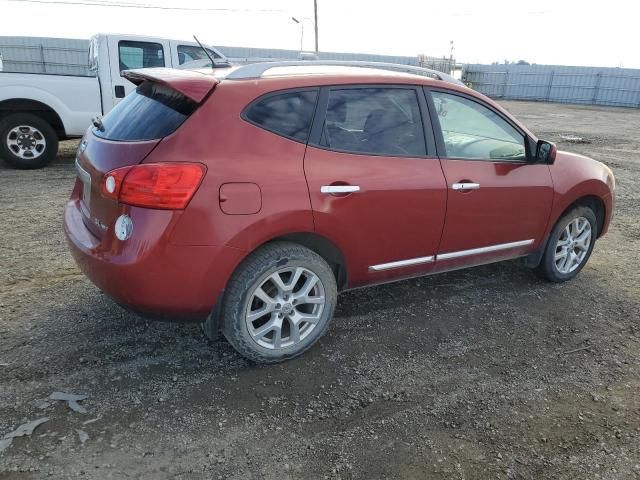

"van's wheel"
[537,205,597,282]
[0,113,58,169]
[221,242,337,363]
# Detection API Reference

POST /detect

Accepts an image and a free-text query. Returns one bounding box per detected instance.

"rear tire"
[221,242,337,363]
[536,205,597,282]
[0,113,58,169]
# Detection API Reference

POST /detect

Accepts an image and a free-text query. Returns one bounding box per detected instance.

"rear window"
[93,81,197,141]
[243,90,318,142]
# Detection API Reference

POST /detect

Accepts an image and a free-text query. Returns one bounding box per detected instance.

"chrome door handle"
[452,182,480,191]
[321,185,360,194]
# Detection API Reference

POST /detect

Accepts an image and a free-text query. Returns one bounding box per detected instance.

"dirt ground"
[0,100,639,479]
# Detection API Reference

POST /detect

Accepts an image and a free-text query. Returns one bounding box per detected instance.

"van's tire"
[221,242,337,364]
[536,206,597,282]
[0,113,58,169]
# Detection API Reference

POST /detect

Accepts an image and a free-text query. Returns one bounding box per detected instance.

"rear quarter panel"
[158,80,316,251]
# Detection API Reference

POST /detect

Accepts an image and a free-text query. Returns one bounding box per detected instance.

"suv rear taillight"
[101,163,206,210]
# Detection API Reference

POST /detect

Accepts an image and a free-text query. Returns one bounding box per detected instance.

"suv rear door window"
[319,87,426,157]
[93,81,197,141]
[118,41,165,72]
[243,90,318,142]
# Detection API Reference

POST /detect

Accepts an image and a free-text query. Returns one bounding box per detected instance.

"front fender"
[546,151,614,237]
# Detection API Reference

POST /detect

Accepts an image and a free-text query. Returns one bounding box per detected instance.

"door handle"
[321,185,360,194]
[452,182,480,191]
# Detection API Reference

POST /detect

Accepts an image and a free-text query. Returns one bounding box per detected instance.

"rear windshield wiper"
[91,116,105,132]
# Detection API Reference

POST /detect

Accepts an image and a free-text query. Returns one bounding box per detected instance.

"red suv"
[64,61,615,363]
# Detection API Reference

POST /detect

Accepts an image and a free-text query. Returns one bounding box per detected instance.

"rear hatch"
[75,68,217,238]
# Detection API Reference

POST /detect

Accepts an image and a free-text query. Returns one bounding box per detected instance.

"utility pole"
[313,0,319,54]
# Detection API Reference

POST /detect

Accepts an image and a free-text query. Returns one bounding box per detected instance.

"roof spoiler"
[122,68,219,103]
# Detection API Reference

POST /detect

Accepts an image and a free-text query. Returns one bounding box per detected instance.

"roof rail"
[225,60,464,86]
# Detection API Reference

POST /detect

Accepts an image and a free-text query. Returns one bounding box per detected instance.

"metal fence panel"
[0,36,91,76]
[216,45,454,73]
[1,35,455,77]
[463,64,640,108]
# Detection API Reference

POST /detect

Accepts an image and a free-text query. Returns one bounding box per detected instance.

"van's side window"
[243,90,319,142]
[118,41,165,73]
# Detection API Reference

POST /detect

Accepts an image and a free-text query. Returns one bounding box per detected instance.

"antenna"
[193,35,217,68]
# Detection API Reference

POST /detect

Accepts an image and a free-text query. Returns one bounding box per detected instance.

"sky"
[0,0,638,68]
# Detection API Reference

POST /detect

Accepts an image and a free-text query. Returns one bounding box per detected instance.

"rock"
[49,392,88,413]
[1,418,50,452]
[560,135,591,144]
[77,430,89,445]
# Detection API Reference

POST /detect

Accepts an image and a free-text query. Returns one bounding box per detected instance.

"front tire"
[221,242,337,363]
[0,113,58,169]
[537,205,597,282]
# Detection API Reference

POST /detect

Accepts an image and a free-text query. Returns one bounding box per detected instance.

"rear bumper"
[64,199,245,321]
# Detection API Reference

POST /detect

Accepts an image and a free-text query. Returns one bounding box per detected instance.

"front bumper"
[64,198,245,321]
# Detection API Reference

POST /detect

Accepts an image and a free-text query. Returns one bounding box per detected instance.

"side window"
[118,41,165,73]
[243,90,318,142]
[319,88,426,157]
[177,45,221,65]
[431,91,526,161]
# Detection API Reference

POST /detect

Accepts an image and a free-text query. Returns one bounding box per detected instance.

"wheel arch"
[0,98,66,138]
[524,194,606,268]
[257,232,348,291]
[556,194,606,238]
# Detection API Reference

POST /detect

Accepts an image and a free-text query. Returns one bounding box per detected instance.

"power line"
[3,0,285,12]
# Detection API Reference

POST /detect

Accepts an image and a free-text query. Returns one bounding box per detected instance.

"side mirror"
[535,140,557,164]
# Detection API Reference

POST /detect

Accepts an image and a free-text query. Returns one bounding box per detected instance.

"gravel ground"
[0,100,639,479]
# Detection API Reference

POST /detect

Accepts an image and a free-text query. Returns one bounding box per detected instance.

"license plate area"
[75,159,91,217]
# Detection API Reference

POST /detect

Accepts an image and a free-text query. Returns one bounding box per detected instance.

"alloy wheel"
[245,267,326,349]
[554,216,592,274]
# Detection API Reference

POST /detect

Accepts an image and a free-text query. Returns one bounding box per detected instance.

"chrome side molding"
[369,255,435,272]
[436,239,534,261]
[368,239,535,272]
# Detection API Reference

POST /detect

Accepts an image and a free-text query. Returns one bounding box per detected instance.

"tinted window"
[94,81,197,141]
[118,41,165,72]
[177,45,222,64]
[244,90,318,142]
[432,91,526,160]
[320,88,426,156]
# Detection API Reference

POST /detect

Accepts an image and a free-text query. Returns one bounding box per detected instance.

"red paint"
[123,68,218,102]
[436,160,554,258]
[303,147,447,286]
[64,68,615,321]
[219,183,262,215]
